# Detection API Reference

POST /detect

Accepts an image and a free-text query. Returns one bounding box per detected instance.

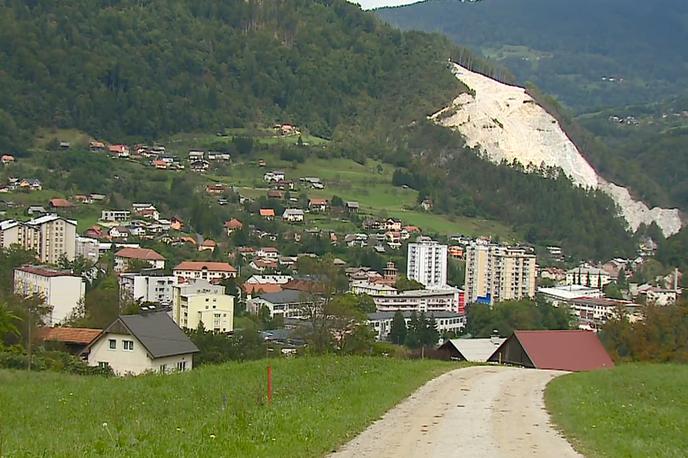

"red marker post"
[267,365,273,405]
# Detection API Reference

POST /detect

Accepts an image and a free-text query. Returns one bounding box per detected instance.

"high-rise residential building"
[407,236,448,288]
[465,241,537,305]
[0,215,77,264]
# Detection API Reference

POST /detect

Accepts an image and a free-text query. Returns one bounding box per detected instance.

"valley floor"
[331,366,579,458]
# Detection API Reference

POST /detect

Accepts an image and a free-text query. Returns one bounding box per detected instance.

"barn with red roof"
[487,330,614,372]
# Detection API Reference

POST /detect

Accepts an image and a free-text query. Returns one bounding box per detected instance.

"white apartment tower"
[407,236,448,288]
[0,215,77,264]
[465,241,537,305]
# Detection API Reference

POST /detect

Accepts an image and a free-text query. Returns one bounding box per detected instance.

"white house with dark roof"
[85,312,199,376]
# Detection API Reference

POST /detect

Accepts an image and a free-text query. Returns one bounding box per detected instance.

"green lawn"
[0,356,455,457]
[546,363,688,457]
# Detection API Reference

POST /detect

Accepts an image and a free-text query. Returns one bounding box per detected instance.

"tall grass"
[0,356,454,457]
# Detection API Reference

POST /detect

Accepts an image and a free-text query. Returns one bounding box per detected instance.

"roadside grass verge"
[546,363,688,457]
[0,356,457,457]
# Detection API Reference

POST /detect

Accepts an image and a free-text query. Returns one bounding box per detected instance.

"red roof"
[201,239,217,247]
[309,198,328,206]
[174,261,237,273]
[38,327,101,345]
[496,330,614,372]
[49,198,73,208]
[243,283,283,295]
[260,209,275,217]
[17,265,73,278]
[224,218,243,229]
[115,247,165,261]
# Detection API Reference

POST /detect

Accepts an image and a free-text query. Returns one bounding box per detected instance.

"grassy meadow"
[546,364,688,457]
[0,356,455,457]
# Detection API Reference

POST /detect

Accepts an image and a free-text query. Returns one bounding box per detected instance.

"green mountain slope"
[0,0,638,258]
[377,0,688,113]
[0,0,459,148]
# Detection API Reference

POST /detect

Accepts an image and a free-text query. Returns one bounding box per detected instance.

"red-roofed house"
[173,261,237,282]
[224,218,243,235]
[1,154,15,165]
[114,247,166,272]
[198,239,217,253]
[259,208,275,220]
[242,283,284,296]
[488,330,614,372]
[38,327,102,355]
[308,198,329,212]
[49,198,73,209]
[109,144,130,157]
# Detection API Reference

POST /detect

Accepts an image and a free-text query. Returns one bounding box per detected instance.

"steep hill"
[430,64,682,236]
[0,0,459,149]
[377,0,688,113]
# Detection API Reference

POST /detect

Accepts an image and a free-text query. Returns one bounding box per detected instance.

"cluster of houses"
[0,177,42,193]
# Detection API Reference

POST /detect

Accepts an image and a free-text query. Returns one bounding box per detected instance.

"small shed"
[438,337,506,362]
[488,330,614,372]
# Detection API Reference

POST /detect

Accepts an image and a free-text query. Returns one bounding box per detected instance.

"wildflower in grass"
[210,434,216,439]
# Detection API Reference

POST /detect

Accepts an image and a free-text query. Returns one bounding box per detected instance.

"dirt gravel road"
[330,365,581,458]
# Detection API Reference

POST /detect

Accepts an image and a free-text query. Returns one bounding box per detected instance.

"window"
[98,361,110,369]
[123,340,134,351]
[176,361,187,371]
[159,364,167,374]
[108,339,116,349]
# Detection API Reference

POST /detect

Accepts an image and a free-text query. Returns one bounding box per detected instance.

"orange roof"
[224,218,243,229]
[403,225,421,233]
[243,283,283,295]
[38,327,102,345]
[260,209,275,217]
[201,239,217,247]
[115,247,165,261]
[174,261,237,273]
[309,198,328,205]
[49,198,73,208]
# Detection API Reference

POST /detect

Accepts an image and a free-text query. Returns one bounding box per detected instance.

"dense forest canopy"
[0,0,460,148]
[378,0,688,113]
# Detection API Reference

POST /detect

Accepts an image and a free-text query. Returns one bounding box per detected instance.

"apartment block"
[465,241,537,305]
[0,215,77,263]
[172,279,234,332]
[407,236,448,288]
[14,265,85,325]
[119,270,176,306]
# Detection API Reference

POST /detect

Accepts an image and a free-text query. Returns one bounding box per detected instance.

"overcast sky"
[349,0,425,10]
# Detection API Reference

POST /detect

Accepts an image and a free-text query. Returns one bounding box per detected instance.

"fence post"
[267,365,273,405]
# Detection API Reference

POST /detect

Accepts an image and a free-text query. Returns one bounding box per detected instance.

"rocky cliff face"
[431,63,683,236]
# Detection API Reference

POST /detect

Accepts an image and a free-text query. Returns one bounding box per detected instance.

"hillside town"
[0,154,682,374]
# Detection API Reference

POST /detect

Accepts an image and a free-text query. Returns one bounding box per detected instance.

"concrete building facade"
[13,265,85,324]
[119,270,177,306]
[465,241,537,305]
[407,236,447,288]
[0,215,77,263]
[172,279,234,332]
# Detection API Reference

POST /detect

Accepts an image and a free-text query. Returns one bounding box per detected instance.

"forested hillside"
[0,0,640,258]
[378,0,688,113]
[0,0,461,149]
